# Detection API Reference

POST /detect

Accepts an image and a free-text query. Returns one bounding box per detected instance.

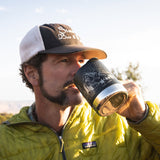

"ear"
[24,65,39,86]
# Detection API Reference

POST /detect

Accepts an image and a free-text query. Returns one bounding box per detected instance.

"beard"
[40,86,67,106]
[38,71,82,106]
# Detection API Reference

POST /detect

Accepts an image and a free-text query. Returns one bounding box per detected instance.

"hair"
[19,54,48,92]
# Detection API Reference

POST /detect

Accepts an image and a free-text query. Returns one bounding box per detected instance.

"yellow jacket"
[0,101,160,160]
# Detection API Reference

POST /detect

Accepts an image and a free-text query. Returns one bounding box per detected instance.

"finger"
[122,80,139,97]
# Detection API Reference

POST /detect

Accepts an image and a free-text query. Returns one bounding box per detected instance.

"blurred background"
[0,0,160,113]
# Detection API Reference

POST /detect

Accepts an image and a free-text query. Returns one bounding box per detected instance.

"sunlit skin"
[38,53,85,107]
[24,52,146,133]
[118,80,146,121]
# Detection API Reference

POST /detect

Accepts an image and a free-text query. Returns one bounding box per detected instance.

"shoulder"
[0,106,30,137]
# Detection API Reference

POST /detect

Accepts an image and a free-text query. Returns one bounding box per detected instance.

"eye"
[79,59,85,64]
[60,58,69,63]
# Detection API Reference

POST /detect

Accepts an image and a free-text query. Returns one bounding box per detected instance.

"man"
[0,23,160,160]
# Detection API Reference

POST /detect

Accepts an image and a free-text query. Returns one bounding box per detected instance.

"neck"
[35,97,73,133]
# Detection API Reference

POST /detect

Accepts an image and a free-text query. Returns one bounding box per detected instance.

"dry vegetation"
[0,113,13,124]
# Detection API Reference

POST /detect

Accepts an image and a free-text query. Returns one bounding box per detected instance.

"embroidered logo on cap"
[82,141,97,149]
[58,26,80,40]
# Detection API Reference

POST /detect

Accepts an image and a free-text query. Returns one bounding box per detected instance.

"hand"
[117,80,146,121]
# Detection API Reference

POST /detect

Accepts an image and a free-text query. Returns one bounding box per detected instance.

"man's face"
[38,53,85,107]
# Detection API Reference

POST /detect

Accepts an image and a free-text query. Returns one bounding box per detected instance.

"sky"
[0,0,160,104]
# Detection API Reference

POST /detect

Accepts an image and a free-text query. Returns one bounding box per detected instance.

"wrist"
[127,103,149,124]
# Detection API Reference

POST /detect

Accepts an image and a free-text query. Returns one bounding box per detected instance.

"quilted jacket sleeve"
[128,101,160,154]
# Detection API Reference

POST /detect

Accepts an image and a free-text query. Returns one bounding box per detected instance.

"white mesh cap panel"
[19,26,45,63]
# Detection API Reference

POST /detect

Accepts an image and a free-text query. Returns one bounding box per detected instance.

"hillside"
[0,100,33,114]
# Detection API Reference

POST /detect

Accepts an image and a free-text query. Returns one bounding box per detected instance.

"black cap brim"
[38,45,107,59]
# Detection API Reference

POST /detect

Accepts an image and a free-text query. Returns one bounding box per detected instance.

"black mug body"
[74,58,128,116]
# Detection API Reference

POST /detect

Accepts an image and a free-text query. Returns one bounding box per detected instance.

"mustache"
[63,80,75,88]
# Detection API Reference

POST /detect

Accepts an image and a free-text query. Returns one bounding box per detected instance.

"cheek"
[41,69,68,89]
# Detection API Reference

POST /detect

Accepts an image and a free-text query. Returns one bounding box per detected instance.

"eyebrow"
[46,53,86,62]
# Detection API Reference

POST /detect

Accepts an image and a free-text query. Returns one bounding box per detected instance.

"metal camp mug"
[74,58,128,116]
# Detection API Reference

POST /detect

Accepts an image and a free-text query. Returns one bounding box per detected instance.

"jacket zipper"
[58,135,67,160]
[49,126,67,160]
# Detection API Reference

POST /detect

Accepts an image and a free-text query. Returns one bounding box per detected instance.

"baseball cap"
[20,23,107,63]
